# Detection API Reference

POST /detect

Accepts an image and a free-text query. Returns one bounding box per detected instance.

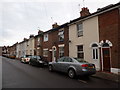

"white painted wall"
[69,16,100,70]
[16,43,20,58]
[27,37,35,55]
[83,16,100,70]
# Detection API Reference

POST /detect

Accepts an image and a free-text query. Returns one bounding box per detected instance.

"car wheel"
[49,65,53,72]
[21,60,24,63]
[29,61,31,65]
[68,69,76,79]
[23,61,25,64]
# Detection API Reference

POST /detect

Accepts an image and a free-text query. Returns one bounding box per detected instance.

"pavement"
[91,71,120,83]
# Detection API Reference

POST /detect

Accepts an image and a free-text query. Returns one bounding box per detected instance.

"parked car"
[9,55,16,59]
[29,56,48,67]
[48,56,96,78]
[20,55,31,63]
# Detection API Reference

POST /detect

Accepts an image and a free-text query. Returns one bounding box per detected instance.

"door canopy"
[100,40,113,47]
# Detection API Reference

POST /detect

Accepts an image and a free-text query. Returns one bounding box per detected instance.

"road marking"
[78,79,87,84]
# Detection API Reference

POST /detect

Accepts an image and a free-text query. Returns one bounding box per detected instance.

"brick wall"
[99,8,120,68]
[118,8,120,69]
[42,25,69,62]
[34,35,43,56]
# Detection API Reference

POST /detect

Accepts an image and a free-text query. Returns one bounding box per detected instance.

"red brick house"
[8,42,18,58]
[98,3,120,73]
[34,30,44,56]
[42,23,69,62]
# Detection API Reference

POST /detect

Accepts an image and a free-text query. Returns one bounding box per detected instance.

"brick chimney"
[23,38,27,41]
[52,22,59,29]
[80,7,90,17]
[38,30,43,35]
[29,34,34,38]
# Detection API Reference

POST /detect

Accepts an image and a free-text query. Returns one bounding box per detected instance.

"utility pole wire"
[37,27,40,30]
[43,3,50,25]
[83,0,85,7]
[51,17,54,24]
[78,4,81,11]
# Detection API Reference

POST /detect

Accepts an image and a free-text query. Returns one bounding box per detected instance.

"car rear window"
[32,56,41,59]
[73,58,88,63]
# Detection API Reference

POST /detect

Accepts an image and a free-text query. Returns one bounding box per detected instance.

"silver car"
[48,56,96,78]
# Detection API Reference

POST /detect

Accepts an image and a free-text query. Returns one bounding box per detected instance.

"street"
[2,57,119,88]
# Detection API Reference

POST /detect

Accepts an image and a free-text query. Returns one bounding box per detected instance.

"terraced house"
[42,23,69,62]
[16,35,35,58]
[69,2,120,74]
[34,30,43,56]
[6,2,120,75]
[16,38,28,58]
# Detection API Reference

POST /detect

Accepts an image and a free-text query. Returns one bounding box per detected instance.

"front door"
[52,46,56,61]
[102,48,111,72]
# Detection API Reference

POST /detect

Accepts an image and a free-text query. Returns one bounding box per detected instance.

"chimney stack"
[52,22,59,29]
[80,7,90,17]
[38,30,43,35]
[23,38,27,41]
[29,34,34,38]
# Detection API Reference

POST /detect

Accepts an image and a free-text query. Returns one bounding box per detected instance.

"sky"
[0,0,119,46]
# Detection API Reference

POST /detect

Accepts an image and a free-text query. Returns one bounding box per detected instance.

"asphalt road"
[2,57,119,88]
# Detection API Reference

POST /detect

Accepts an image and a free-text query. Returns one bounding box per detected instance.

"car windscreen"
[73,58,88,63]
[32,56,41,59]
[26,55,31,57]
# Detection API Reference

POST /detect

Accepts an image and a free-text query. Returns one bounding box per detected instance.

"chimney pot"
[80,7,90,17]
[52,22,59,28]
[38,30,43,35]
[29,34,34,38]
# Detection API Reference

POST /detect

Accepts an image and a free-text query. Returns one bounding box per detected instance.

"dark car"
[48,56,96,78]
[29,56,48,67]
[9,55,16,59]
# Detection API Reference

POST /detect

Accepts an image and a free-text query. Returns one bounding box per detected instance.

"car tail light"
[26,58,29,61]
[81,64,88,67]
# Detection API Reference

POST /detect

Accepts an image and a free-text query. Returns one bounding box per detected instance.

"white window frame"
[91,43,99,60]
[58,30,64,41]
[44,34,48,42]
[77,23,83,37]
[38,37,40,42]
[92,47,99,60]
[59,46,64,58]
[37,37,40,46]
[77,45,84,59]
[43,48,48,57]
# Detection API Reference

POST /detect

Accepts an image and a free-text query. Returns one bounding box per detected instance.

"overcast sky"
[0,0,119,46]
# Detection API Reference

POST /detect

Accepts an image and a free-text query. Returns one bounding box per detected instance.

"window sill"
[59,40,64,42]
[78,35,83,37]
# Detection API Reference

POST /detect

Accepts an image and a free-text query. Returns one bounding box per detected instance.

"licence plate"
[89,66,94,68]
